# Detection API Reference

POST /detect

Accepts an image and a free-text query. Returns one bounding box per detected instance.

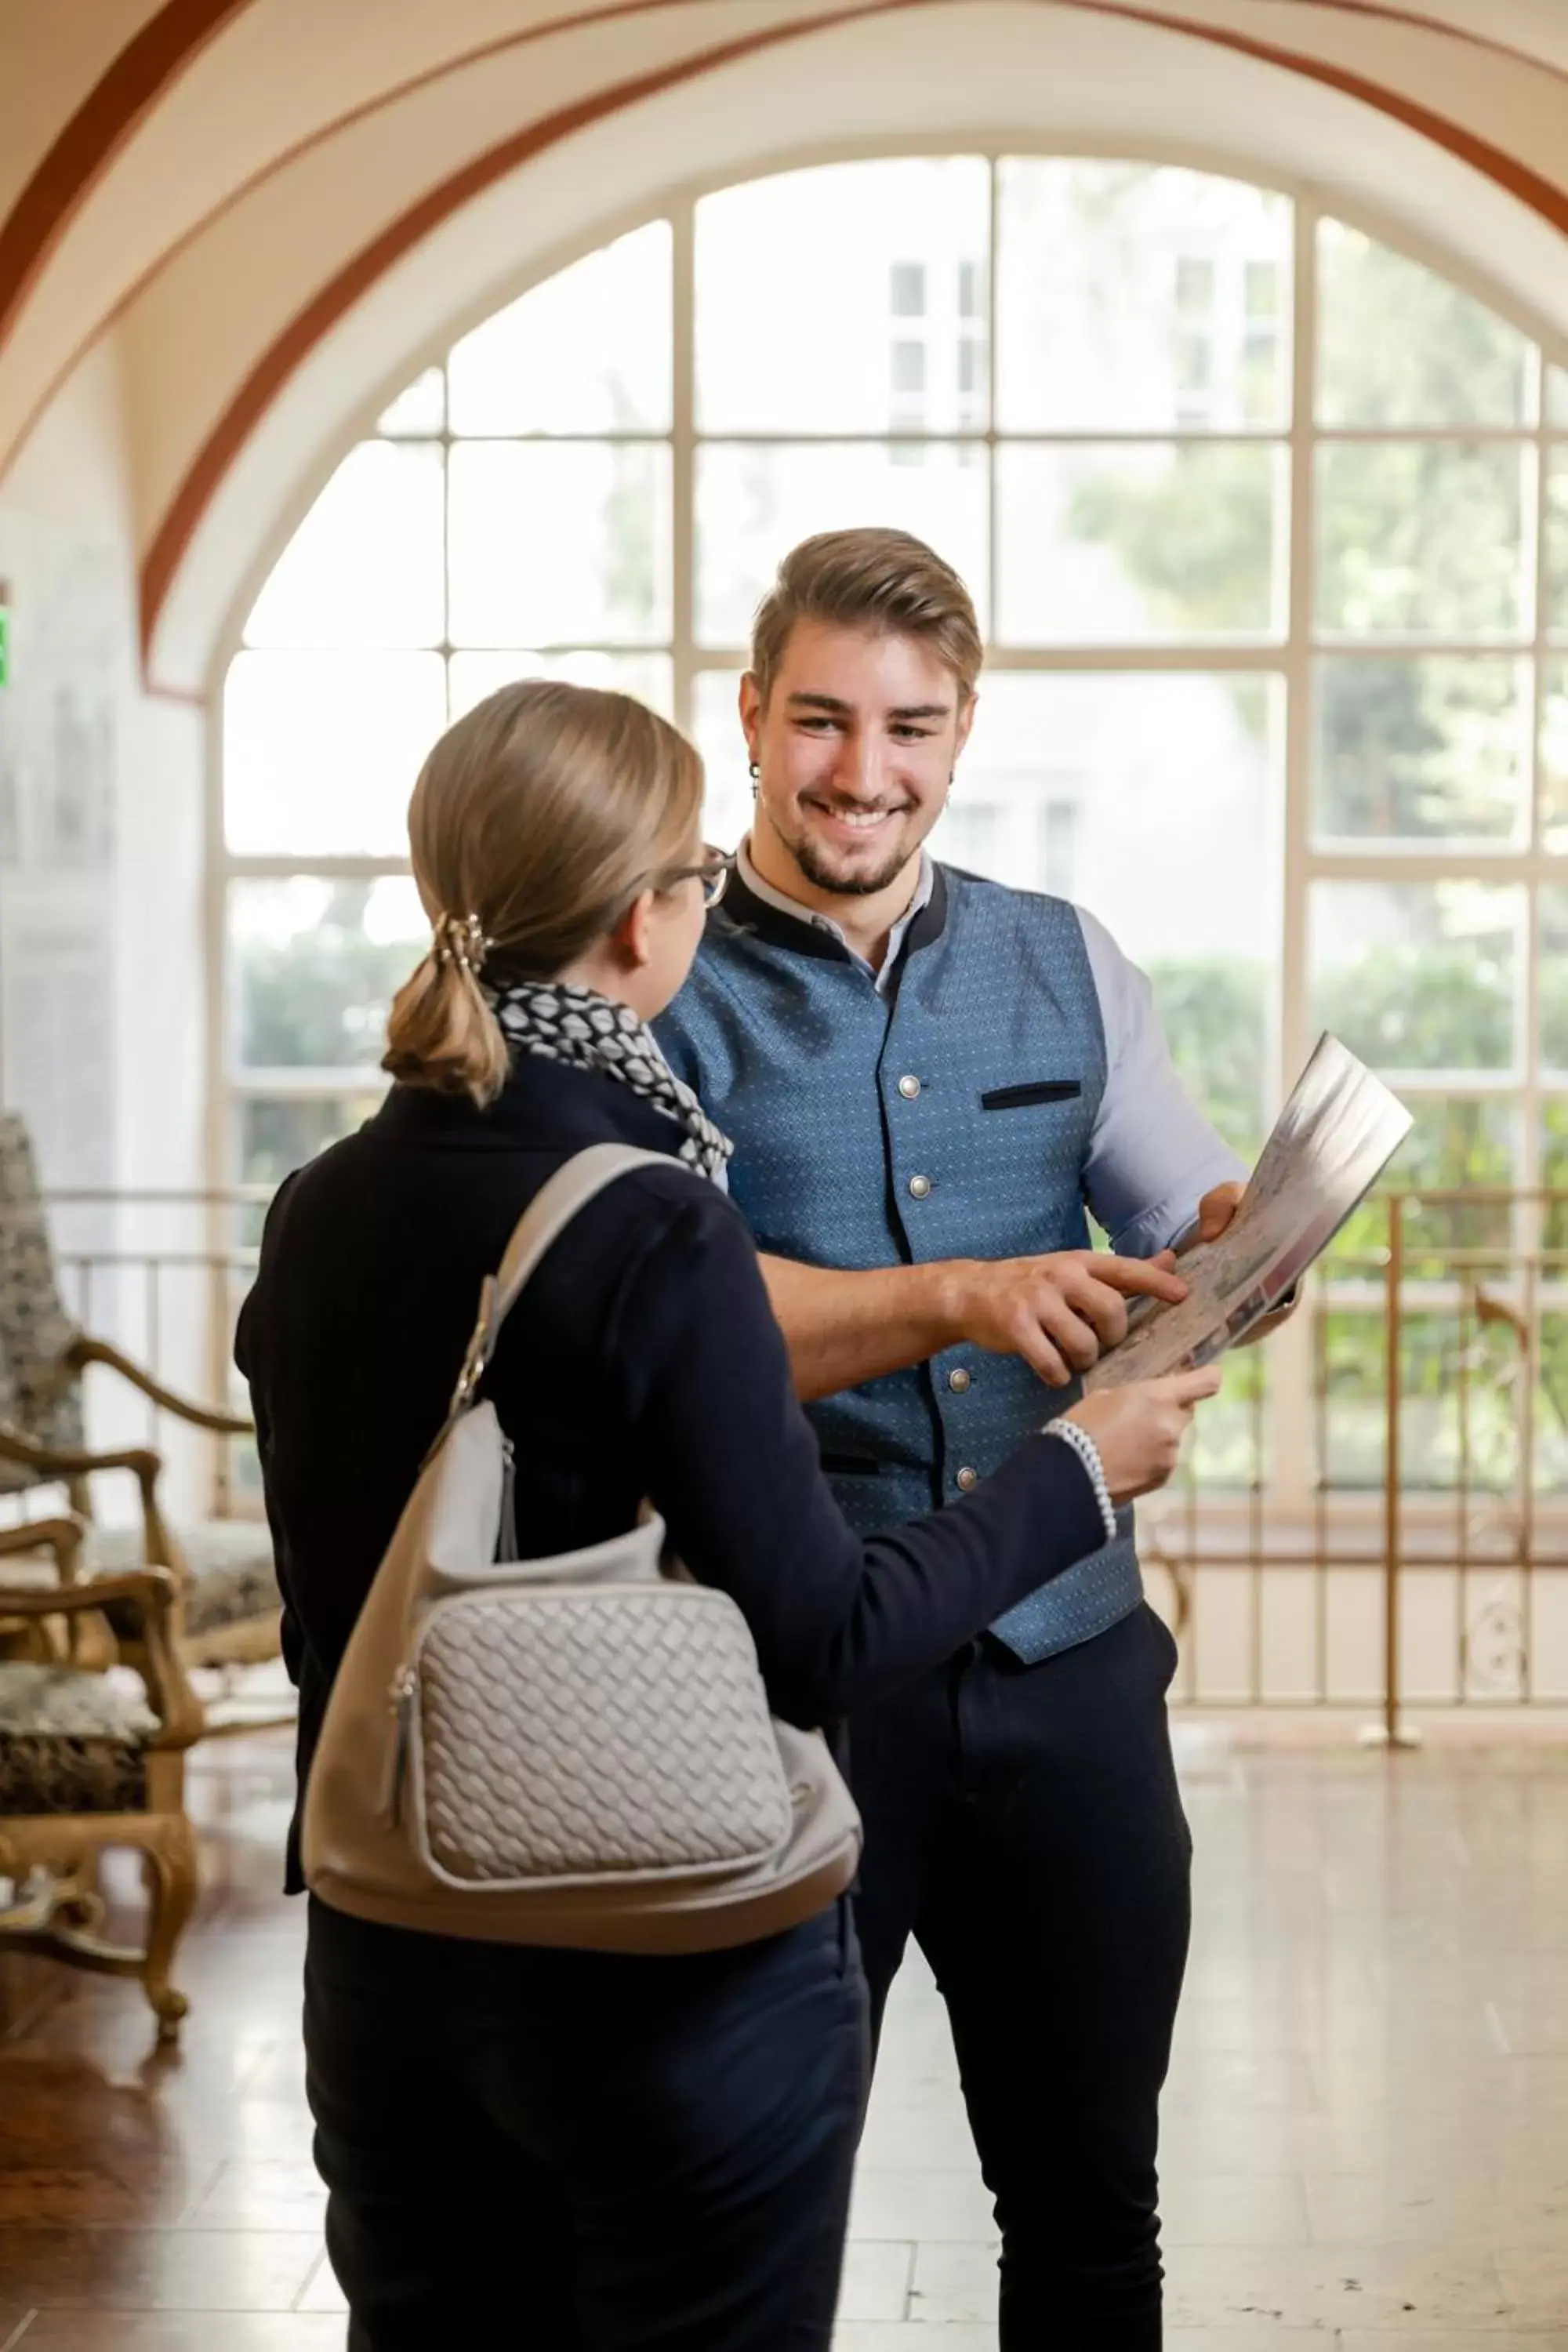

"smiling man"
[655,529,1256,2350]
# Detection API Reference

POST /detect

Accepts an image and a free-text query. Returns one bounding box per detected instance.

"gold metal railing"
[11,1185,1568,1726]
[1144,1187,1568,1728]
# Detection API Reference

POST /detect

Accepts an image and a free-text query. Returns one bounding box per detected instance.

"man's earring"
[748,760,760,783]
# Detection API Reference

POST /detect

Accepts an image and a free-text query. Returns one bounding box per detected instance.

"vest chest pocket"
[979,1080,1083,1112]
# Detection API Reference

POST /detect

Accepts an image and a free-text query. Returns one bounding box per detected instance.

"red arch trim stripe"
[0,0,254,350]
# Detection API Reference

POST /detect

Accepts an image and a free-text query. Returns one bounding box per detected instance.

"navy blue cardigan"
[234,1057,1105,1891]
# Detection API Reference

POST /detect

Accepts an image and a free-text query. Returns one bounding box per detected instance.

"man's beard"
[790,823,916,899]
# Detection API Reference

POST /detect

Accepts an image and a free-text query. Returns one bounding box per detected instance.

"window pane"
[1180,1341,1266,1495]
[1550,367,1568,427]
[448,443,670,646]
[1547,447,1568,633]
[1542,1097,1568,1250]
[695,443,987,647]
[1316,443,1526,637]
[932,670,1283,1155]
[230,878,427,1071]
[1318,1308,1520,1492]
[448,652,673,721]
[1309,880,1523,1073]
[242,442,445,648]
[223,651,446,855]
[1312,655,1529,844]
[377,368,445,436]
[1316,220,1532,426]
[238,1094,383,1190]
[691,672,755,851]
[996,442,1285,643]
[1537,888,1568,1075]
[1334,1095,1514,1261]
[937,800,1003,873]
[1392,1097,1514,1253]
[1542,657,1568,851]
[996,162,1290,431]
[1316,1309,1383,1490]
[447,223,671,434]
[696,161,989,433]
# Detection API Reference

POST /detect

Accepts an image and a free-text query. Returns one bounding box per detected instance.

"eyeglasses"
[658,848,733,910]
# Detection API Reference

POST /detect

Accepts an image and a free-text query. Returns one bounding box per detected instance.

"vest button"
[898,1074,921,1100]
[956,1465,979,1492]
[907,1174,931,1200]
[948,1367,971,1393]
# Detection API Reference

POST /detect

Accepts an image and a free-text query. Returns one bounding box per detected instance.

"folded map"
[1083,1032,1413,1392]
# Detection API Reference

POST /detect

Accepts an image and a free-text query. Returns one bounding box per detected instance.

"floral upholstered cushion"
[0,1662,157,1813]
[0,1112,86,1495]
[85,1520,280,1636]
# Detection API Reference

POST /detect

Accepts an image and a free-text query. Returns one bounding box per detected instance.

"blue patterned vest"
[655,862,1142,1664]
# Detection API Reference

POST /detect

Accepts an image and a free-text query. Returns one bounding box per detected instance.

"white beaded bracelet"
[1042,1417,1119,1548]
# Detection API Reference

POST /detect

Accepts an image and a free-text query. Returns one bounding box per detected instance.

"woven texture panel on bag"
[418,1592,793,1882]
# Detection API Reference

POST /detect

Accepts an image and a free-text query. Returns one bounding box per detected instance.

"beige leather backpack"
[302,1143,862,1953]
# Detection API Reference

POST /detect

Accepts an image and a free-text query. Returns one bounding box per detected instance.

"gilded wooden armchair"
[0,1512,102,1664]
[0,1110,281,1672]
[0,1552,202,2042]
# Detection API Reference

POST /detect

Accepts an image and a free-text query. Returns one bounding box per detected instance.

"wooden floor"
[2,1722,1567,2349]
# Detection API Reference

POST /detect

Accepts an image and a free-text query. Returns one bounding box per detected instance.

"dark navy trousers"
[848,1603,1192,2351]
[304,1893,869,2350]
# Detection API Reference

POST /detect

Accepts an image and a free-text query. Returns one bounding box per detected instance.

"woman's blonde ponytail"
[383,929,509,1106]
[382,680,704,1109]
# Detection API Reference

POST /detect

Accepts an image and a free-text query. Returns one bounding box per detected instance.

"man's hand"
[1187,1176,1300,1343]
[762,1246,1192,1405]
[1191,1179,1246,1247]
[942,1250,1189,1389]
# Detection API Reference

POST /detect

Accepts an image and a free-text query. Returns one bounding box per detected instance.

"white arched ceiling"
[3,0,1567,692]
[0,0,836,477]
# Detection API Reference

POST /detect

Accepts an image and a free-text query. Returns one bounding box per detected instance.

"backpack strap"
[441,1145,678,1435]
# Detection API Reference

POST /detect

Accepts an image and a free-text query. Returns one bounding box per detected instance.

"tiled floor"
[2,1720,1567,2347]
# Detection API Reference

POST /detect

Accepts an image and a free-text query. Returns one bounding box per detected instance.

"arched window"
[222,154,1568,1485]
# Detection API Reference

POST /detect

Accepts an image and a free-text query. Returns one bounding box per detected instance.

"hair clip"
[433,909,491,975]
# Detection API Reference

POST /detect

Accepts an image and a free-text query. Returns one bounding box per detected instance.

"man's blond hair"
[750,528,983,706]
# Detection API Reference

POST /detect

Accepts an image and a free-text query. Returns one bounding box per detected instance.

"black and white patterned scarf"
[487,980,733,1184]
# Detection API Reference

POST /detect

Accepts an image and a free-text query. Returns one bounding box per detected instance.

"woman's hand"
[1062,1367,1222,1504]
